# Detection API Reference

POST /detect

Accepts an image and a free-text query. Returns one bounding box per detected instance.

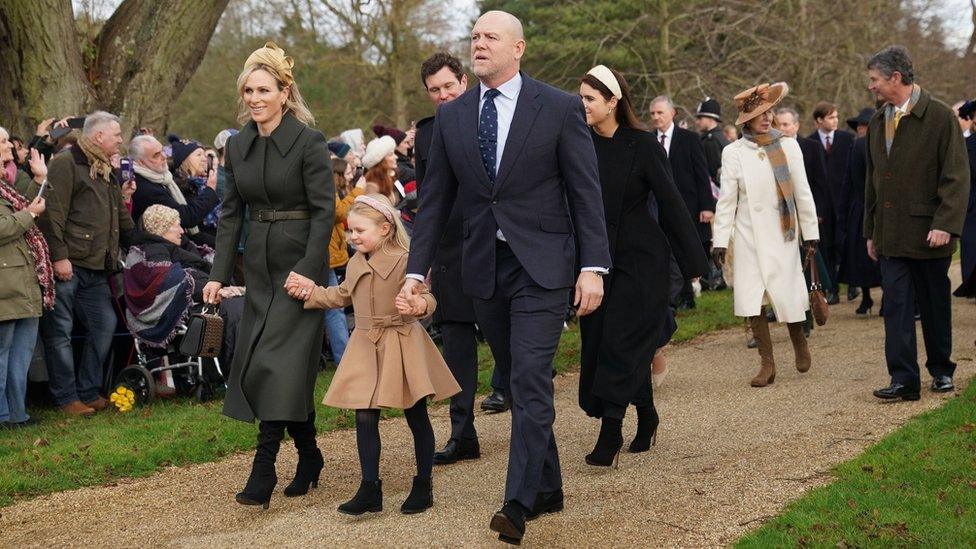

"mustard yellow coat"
[304,243,460,409]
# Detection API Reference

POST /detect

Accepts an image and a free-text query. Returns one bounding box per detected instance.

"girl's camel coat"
[305,243,460,409]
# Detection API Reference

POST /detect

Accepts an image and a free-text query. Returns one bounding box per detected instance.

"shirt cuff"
[406,273,426,282]
[581,266,609,275]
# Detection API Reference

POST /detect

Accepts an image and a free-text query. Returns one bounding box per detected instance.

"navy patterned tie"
[479,88,501,182]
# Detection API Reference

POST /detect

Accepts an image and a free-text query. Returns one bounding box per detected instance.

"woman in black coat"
[202,42,334,509]
[837,133,882,314]
[577,66,707,466]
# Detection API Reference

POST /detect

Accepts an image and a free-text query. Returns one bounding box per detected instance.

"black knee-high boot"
[236,420,285,509]
[284,412,324,497]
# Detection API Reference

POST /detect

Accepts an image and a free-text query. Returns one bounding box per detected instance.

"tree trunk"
[0,0,228,138]
[0,0,93,135]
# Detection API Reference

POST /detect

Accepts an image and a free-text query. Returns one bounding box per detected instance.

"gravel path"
[3,270,974,548]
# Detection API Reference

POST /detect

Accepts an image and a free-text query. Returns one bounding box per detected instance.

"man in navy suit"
[808,101,856,303]
[401,10,610,545]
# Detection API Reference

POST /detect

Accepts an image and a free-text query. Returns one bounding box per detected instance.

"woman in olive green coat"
[202,42,334,509]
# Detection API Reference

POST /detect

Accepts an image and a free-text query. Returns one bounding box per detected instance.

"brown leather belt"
[250,209,310,222]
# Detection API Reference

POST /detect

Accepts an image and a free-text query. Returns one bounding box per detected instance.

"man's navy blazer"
[407,73,611,300]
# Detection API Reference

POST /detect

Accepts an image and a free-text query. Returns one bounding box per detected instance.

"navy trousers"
[879,255,955,389]
[472,241,567,508]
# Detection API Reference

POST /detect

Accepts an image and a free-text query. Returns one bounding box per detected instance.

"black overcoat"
[798,136,835,253]
[954,133,976,296]
[414,115,476,323]
[837,137,881,288]
[665,126,715,243]
[579,127,707,418]
[209,114,334,423]
[808,129,855,213]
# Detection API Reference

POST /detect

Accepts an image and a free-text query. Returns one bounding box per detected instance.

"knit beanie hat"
[328,140,352,159]
[142,204,181,237]
[372,124,407,145]
[167,134,202,172]
[362,136,396,170]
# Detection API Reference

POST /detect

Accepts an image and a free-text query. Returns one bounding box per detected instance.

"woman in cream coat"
[712,82,820,387]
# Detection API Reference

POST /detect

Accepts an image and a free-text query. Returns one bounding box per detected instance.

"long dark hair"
[580,68,645,130]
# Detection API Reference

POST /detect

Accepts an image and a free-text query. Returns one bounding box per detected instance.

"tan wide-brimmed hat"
[733,82,789,125]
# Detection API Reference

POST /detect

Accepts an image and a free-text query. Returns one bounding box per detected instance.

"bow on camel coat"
[304,242,460,409]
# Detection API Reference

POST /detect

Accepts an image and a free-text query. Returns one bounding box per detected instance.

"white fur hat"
[362,135,396,170]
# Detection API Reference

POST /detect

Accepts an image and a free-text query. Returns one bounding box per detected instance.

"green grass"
[0,290,737,508]
[736,379,976,547]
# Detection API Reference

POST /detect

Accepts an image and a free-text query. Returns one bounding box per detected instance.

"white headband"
[586,65,622,100]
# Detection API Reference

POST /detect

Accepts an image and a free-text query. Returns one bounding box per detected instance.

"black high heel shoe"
[628,405,660,453]
[585,417,623,468]
[236,421,285,509]
[855,293,874,317]
[283,414,324,497]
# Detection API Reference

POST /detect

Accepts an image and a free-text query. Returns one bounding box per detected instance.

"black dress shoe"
[873,383,921,401]
[8,417,40,429]
[526,489,564,521]
[490,501,527,545]
[827,291,840,305]
[746,337,758,349]
[481,390,510,413]
[676,298,696,311]
[931,376,955,393]
[433,438,481,465]
[847,286,861,301]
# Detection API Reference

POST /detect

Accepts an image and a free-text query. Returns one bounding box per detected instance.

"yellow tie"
[894,110,904,130]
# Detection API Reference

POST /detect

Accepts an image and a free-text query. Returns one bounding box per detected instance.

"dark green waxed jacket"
[864,88,970,259]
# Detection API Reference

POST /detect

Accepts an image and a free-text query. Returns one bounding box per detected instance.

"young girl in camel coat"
[295,194,460,516]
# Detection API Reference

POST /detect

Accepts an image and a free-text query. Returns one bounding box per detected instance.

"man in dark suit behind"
[808,101,856,303]
[402,11,610,545]
[774,107,834,266]
[414,52,488,465]
[649,96,714,308]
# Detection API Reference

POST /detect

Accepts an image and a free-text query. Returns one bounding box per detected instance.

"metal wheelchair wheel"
[114,364,156,406]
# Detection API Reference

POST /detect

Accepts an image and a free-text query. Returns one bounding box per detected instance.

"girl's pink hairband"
[354,195,395,223]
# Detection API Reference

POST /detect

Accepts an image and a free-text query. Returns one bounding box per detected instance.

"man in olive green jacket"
[863,46,970,401]
[36,111,135,416]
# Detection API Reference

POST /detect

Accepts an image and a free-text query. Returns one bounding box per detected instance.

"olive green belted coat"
[210,114,334,423]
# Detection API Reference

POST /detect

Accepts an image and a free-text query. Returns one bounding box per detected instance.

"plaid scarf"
[742,127,796,241]
[884,84,920,154]
[77,134,114,182]
[0,181,55,309]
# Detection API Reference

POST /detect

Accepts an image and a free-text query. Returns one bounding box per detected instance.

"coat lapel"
[457,88,493,189]
[492,75,543,196]
[366,243,407,280]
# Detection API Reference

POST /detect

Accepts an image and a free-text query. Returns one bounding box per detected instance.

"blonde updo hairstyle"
[347,193,410,252]
[235,63,315,127]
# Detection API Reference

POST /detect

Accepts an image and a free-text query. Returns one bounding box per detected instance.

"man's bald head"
[471,10,526,87]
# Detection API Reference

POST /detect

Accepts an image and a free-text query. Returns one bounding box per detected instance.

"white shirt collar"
[818,129,835,142]
[657,123,675,140]
[965,129,972,139]
[896,95,912,114]
[480,72,522,101]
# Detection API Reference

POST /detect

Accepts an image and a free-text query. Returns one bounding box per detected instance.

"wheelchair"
[112,323,226,407]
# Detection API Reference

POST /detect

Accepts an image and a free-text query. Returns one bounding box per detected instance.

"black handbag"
[180,305,224,358]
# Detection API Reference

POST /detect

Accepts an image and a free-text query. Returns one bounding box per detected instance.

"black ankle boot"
[856,291,874,316]
[629,405,660,453]
[236,421,285,509]
[284,413,324,497]
[585,417,623,468]
[338,479,383,515]
[400,475,433,514]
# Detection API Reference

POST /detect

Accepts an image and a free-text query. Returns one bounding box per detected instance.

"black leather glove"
[711,247,727,268]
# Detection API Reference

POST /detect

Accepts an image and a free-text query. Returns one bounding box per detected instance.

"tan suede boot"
[787,322,811,373]
[749,312,776,387]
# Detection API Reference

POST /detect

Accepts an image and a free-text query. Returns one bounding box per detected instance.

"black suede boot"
[585,417,624,468]
[236,421,285,509]
[337,479,383,515]
[283,412,324,497]
[400,475,433,514]
[628,405,660,453]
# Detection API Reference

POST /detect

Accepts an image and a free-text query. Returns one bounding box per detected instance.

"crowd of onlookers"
[1,85,974,429]
[0,111,431,428]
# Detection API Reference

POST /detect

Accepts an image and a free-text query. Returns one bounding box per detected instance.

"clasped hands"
[396,279,429,317]
[283,271,316,301]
